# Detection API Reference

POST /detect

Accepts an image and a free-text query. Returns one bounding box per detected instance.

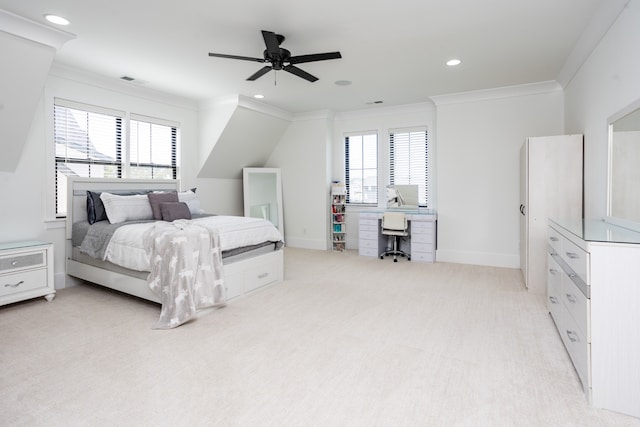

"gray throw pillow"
[160,202,192,222]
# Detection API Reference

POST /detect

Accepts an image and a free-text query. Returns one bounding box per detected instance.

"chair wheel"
[394,258,398,262]
[380,256,384,260]
[408,257,411,261]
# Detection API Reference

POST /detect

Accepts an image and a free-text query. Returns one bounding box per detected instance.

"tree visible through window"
[345,133,378,204]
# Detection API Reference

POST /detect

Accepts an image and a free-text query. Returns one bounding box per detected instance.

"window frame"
[388,126,429,207]
[52,98,180,217]
[344,132,379,205]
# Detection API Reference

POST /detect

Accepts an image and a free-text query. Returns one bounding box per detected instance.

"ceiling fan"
[208,30,342,82]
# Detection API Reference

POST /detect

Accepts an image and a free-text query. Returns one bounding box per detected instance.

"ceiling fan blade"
[261,30,281,55]
[247,66,273,81]
[284,65,318,82]
[289,52,342,64]
[208,52,265,63]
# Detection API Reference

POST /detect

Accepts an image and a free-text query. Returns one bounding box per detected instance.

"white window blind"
[389,127,429,206]
[345,133,378,204]
[129,114,177,180]
[54,100,124,216]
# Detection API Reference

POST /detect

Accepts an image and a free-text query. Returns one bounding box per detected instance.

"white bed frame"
[65,177,284,303]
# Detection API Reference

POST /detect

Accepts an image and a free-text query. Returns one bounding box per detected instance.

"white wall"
[433,84,564,267]
[267,112,332,249]
[0,66,199,289]
[564,0,640,219]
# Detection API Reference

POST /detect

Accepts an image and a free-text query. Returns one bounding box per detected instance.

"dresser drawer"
[244,262,279,293]
[561,274,589,339]
[410,233,433,245]
[547,254,563,321]
[411,251,435,262]
[359,247,378,257]
[410,220,434,234]
[0,250,46,273]
[359,230,378,241]
[0,268,48,297]
[562,238,589,285]
[560,308,590,390]
[548,227,562,254]
[411,242,434,253]
[359,218,378,231]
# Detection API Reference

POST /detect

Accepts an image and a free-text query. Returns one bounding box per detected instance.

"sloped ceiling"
[0,10,74,172]
[198,97,291,179]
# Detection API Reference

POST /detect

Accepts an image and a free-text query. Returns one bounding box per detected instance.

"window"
[129,115,177,180]
[389,128,429,207]
[345,133,378,204]
[53,99,179,216]
[54,100,124,216]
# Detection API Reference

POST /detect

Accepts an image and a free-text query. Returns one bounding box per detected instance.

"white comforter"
[104,215,283,271]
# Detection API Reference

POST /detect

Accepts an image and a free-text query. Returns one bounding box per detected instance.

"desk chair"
[379,212,410,262]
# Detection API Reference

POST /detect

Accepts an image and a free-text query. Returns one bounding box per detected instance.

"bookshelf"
[331,183,346,251]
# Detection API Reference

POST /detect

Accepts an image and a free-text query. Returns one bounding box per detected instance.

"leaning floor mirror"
[243,167,284,232]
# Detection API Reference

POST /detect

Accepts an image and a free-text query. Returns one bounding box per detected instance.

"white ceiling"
[1,0,606,113]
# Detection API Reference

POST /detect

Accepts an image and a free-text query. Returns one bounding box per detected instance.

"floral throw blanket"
[146,220,226,329]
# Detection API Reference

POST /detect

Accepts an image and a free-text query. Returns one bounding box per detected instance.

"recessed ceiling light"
[334,80,352,86]
[446,59,461,67]
[44,14,70,26]
[254,94,265,99]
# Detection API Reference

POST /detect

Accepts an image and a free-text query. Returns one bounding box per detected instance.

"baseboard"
[436,249,520,269]
[284,237,328,250]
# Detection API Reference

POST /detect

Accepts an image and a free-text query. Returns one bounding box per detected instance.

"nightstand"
[0,241,55,306]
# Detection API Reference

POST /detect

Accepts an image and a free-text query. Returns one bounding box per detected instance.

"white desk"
[359,210,437,262]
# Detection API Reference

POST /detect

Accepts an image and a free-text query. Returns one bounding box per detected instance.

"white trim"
[130,113,180,128]
[0,9,75,49]
[334,101,436,121]
[54,97,125,118]
[430,81,562,106]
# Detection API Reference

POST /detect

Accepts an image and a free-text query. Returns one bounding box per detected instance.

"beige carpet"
[1,248,639,427]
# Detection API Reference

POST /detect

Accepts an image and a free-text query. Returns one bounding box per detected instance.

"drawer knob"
[549,296,559,304]
[257,272,269,279]
[566,252,579,260]
[4,280,24,288]
[565,293,577,304]
[549,268,559,275]
[549,236,559,242]
[11,260,18,266]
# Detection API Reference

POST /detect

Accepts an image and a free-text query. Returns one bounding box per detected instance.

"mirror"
[386,184,419,209]
[243,167,284,232]
[608,100,640,228]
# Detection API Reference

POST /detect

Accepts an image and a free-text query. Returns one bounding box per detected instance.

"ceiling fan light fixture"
[334,80,352,86]
[446,58,461,67]
[44,14,70,26]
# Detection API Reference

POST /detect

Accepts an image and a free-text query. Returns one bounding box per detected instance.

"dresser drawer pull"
[566,330,580,343]
[565,293,577,304]
[568,272,577,278]
[565,252,580,260]
[4,280,24,288]
[549,296,559,304]
[549,268,559,275]
[11,260,18,266]
[549,236,559,242]
[257,272,269,279]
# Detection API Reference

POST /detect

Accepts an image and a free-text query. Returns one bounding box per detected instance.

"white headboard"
[66,177,179,240]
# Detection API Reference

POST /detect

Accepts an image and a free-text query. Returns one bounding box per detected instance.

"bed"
[65,177,284,328]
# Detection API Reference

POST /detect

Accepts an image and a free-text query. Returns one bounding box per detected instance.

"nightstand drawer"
[1,268,48,297]
[0,251,45,273]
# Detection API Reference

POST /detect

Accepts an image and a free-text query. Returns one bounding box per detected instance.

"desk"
[358,210,437,262]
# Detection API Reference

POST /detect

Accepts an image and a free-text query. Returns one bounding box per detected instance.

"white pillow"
[178,190,203,215]
[100,192,153,224]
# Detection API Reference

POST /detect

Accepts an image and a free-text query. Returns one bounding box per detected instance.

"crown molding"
[0,9,75,49]
[430,81,562,106]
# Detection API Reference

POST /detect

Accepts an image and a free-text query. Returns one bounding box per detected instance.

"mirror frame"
[242,167,284,233]
[606,98,640,232]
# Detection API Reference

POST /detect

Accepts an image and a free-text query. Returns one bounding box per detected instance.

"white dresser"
[1,241,55,306]
[547,219,640,419]
[359,211,437,262]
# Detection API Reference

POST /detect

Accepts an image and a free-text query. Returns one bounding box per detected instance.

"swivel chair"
[379,212,410,262]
